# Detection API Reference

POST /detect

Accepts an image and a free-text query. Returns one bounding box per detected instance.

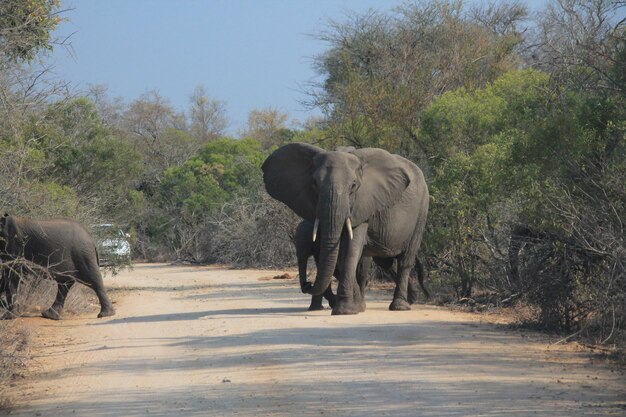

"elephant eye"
[351,181,358,191]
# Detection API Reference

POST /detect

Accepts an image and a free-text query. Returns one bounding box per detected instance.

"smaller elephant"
[0,214,115,320]
[295,220,335,310]
[295,219,372,311]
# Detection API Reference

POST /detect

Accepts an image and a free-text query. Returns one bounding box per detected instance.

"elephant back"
[10,217,96,266]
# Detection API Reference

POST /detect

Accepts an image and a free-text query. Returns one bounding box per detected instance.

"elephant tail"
[415,257,430,300]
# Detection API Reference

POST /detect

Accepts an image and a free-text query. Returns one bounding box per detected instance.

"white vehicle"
[95,224,131,265]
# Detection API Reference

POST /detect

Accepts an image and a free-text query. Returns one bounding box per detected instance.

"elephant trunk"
[306,190,347,296]
[297,255,309,293]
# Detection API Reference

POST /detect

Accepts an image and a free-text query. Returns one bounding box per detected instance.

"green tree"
[311,0,526,157]
[422,64,624,337]
[0,0,74,220]
[147,138,265,260]
[421,70,550,295]
[0,0,61,62]
[160,137,265,218]
[22,97,143,222]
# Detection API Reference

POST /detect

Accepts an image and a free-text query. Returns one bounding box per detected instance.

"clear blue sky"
[50,1,549,134]
[51,0,400,133]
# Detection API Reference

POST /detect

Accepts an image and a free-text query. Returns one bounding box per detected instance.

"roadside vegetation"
[0,0,624,393]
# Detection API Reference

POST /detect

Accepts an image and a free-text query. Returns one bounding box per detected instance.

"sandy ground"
[2,263,625,417]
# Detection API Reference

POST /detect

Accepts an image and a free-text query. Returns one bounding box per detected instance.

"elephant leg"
[406,257,431,304]
[296,221,315,295]
[407,273,419,304]
[42,280,75,320]
[355,256,372,312]
[332,223,368,316]
[323,284,336,308]
[310,279,336,310]
[90,275,116,318]
[5,271,18,314]
[390,264,412,311]
[415,257,429,300]
[376,258,414,306]
[0,269,19,319]
[392,218,426,310]
[308,295,325,311]
[78,260,115,318]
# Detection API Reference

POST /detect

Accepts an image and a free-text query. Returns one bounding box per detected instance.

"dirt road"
[3,264,625,416]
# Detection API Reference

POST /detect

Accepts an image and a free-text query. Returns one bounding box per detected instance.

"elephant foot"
[325,294,337,309]
[389,299,411,311]
[358,300,367,312]
[331,299,360,315]
[308,295,325,311]
[98,307,116,318]
[408,292,418,305]
[42,308,62,320]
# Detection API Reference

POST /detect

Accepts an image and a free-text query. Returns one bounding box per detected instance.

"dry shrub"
[2,260,100,318]
[63,285,101,316]
[16,277,97,317]
[14,277,55,316]
[512,237,589,330]
[202,193,300,268]
[0,320,29,407]
[507,173,625,352]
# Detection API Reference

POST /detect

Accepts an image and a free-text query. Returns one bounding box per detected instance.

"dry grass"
[0,268,102,407]
[0,320,30,408]
[15,276,98,318]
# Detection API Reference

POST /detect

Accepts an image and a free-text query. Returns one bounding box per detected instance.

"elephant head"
[262,143,410,296]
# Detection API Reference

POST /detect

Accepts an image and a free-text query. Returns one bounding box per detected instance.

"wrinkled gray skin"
[295,220,373,311]
[0,214,115,320]
[295,220,336,310]
[295,220,429,311]
[372,255,430,303]
[263,143,429,315]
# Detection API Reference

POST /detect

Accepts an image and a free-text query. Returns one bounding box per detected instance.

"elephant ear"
[262,143,323,221]
[351,148,410,225]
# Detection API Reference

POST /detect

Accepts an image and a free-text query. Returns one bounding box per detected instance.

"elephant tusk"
[346,218,353,240]
[312,218,319,242]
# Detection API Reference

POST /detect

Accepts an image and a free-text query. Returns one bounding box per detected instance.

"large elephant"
[0,214,115,320]
[263,143,429,315]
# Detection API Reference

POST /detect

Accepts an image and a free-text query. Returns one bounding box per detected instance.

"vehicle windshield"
[94,224,126,239]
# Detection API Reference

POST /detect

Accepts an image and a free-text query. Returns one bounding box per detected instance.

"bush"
[0,320,29,407]
[0,259,99,319]
[202,193,300,268]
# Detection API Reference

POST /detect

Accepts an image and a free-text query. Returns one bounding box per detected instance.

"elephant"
[295,219,375,311]
[295,219,429,311]
[263,143,429,315]
[295,220,336,310]
[0,214,115,320]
